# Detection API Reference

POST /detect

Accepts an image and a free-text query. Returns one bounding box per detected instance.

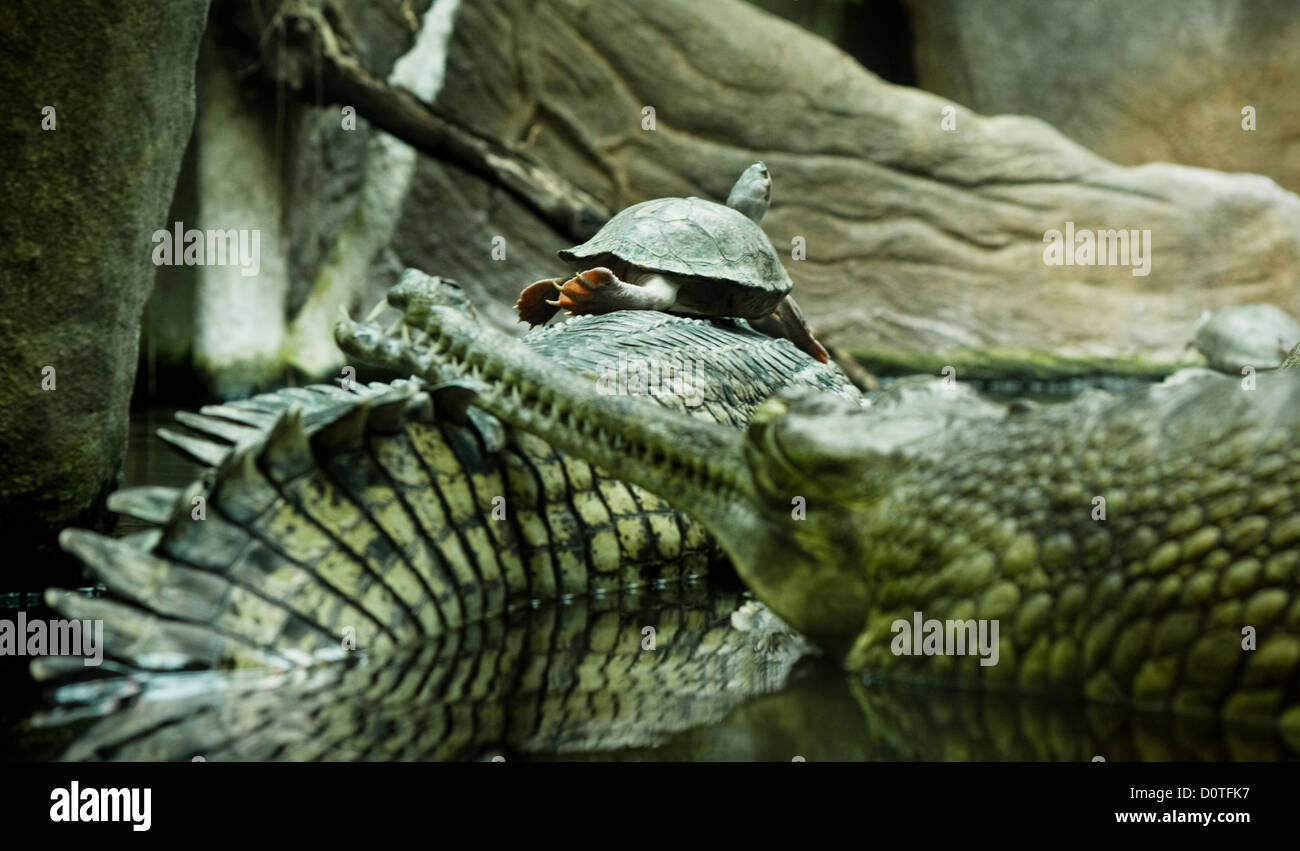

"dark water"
[0,410,205,760]
[117,407,210,530]
[4,407,1295,762]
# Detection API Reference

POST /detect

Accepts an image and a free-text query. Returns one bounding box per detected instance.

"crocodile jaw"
[334,294,780,585]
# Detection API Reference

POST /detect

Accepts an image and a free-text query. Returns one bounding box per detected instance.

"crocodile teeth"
[364,299,388,322]
[401,324,412,346]
[385,318,402,338]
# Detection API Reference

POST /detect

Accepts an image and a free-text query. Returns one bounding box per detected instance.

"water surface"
[7,405,1294,762]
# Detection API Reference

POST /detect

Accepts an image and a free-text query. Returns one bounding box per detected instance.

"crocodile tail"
[42,378,717,678]
[45,380,439,673]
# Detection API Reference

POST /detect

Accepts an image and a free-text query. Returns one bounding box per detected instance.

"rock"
[139,0,445,395]
[188,34,292,397]
[283,0,460,383]
[1193,303,1300,373]
[909,0,1300,195]
[148,0,1300,386]
[749,0,918,86]
[0,0,209,584]
[403,0,1300,371]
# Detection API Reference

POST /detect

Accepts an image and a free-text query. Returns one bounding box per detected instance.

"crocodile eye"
[745,391,874,492]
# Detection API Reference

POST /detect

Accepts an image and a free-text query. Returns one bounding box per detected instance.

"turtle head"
[726,161,772,223]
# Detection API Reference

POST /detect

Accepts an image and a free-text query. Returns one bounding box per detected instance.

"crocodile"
[44,279,854,676]
[335,271,1300,729]
[31,272,856,759]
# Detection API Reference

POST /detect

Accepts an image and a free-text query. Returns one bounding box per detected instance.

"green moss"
[849,346,1201,382]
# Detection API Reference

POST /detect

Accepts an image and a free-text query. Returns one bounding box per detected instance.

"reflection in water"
[563,675,1299,762]
[36,595,1300,762]
[0,409,209,761]
[21,409,1300,761]
[35,589,812,760]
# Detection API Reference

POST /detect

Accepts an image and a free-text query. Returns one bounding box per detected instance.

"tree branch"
[228,0,610,241]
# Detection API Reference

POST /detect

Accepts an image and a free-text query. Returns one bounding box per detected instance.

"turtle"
[515,162,829,363]
[1191,303,1300,373]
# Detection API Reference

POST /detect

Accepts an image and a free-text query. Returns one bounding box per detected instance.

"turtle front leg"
[516,277,567,326]
[555,268,679,316]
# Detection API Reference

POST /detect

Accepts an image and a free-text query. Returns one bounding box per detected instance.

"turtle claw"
[516,277,566,326]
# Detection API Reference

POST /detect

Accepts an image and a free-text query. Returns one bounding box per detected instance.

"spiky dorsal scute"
[48,310,858,679]
[1284,341,1300,370]
[46,373,726,675]
[56,382,449,672]
[559,197,793,315]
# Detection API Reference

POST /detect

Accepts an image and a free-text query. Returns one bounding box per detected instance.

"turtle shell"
[558,197,793,318]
